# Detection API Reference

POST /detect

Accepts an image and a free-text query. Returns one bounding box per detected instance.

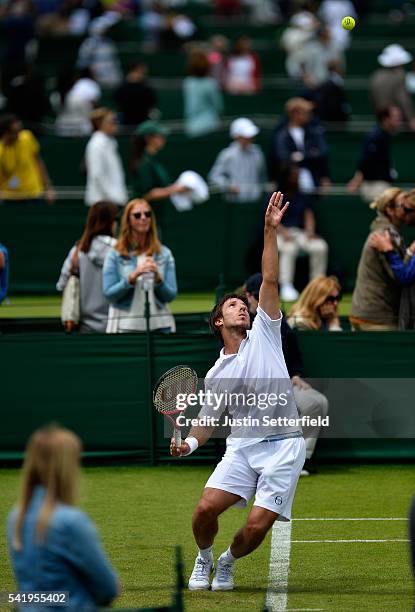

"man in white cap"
[370,44,415,131]
[208,117,267,203]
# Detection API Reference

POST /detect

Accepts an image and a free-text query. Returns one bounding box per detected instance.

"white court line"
[293,518,406,521]
[291,539,409,543]
[266,521,292,612]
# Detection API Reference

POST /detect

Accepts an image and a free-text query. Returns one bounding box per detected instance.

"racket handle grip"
[174,427,181,448]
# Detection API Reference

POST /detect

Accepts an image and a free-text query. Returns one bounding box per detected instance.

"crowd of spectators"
[0,0,415,335]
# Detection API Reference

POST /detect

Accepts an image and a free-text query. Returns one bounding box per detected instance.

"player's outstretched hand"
[265,191,289,230]
[170,438,190,457]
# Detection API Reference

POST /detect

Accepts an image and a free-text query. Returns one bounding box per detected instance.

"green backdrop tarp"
[2,195,415,293]
[0,330,414,461]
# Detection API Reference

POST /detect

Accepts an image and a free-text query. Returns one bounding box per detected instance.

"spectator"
[410,496,415,583]
[287,274,343,330]
[318,0,357,53]
[0,241,8,304]
[114,60,157,127]
[5,64,49,129]
[208,118,266,203]
[245,272,329,476]
[299,26,340,90]
[7,425,120,610]
[349,187,407,331]
[57,201,119,333]
[370,44,415,131]
[159,11,197,52]
[1,0,36,90]
[224,36,261,95]
[214,0,241,16]
[0,114,55,204]
[183,51,224,138]
[280,12,320,83]
[55,69,101,136]
[276,166,328,302]
[315,59,351,123]
[85,108,127,207]
[369,192,415,330]
[347,106,402,203]
[77,13,122,89]
[207,35,229,86]
[269,98,331,193]
[103,199,177,333]
[130,120,170,222]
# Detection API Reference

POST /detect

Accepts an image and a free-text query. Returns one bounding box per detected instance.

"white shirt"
[201,306,302,449]
[85,131,127,206]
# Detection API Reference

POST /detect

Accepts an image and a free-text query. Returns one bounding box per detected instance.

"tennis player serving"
[170,191,305,591]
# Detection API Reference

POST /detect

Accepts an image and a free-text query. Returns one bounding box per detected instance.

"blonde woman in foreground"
[287,275,343,331]
[7,426,119,612]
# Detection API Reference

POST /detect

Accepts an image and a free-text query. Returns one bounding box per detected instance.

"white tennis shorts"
[205,436,306,521]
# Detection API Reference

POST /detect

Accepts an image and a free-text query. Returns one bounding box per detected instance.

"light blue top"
[7,486,118,612]
[0,242,9,304]
[103,245,178,310]
[183,76,224,137]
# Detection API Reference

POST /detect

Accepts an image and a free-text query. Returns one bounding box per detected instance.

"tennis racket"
[153,365,198,447]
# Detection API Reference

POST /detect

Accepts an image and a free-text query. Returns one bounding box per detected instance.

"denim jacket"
[102,245,178,310]
[7,487,118,612]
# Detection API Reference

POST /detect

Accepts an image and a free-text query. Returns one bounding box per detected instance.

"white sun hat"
[378,44,413,68]
[171,171,209,212]
[230,117,260,139]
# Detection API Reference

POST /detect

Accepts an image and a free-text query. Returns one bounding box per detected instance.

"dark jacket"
[357,125,394,182]
[269,121,329,186]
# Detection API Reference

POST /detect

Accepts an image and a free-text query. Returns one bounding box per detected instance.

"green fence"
[0,329,414,462]
[2,195,415,293]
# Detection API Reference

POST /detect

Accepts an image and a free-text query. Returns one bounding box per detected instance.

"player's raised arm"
[259,191,289,319]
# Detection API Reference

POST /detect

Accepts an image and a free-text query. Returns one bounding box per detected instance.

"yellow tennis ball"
[341,16,355,30]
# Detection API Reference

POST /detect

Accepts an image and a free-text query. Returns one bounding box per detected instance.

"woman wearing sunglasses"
[103,199,177,333]
[349,187,408,331]
[287,275,343,331]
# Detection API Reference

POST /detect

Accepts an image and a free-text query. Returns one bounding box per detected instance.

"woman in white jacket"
[84,108,128,207]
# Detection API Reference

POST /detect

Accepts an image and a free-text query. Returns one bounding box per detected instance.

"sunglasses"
[131,211,152,219]
[324,294,341,304]
[403,206,415,214]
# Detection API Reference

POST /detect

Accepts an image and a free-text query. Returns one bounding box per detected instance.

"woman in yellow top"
[0,114,55,203]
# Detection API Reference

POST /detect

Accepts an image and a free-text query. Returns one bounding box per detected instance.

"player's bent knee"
[244,519,273,540]
[193,500,219,524]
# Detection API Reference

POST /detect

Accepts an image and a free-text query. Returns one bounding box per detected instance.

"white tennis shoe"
[211,556,234,591]
[188,554,214,590]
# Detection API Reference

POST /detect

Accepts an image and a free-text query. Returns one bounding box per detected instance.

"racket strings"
[154,367,197,413]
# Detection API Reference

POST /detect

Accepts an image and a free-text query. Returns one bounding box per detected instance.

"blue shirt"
[387,252,415,286]
[7,487,118,612]
[103,245,178,310]
[0,242,9,304]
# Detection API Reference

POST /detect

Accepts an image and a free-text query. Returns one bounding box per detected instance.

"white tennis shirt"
[201,306,302,449]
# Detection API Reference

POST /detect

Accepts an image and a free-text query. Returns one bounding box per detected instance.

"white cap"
[378,44,412,68]
[230,117,259,139]
[171,171,209,212]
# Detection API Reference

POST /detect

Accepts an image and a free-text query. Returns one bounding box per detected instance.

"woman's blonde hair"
[13,425,81,551]
[288,275,341,330]
[369,187,402,212]
[115,199,161,257]
[90,107,114,131]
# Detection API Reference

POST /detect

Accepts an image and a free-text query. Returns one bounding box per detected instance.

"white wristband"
[184,436,199,455]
